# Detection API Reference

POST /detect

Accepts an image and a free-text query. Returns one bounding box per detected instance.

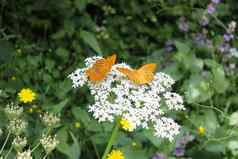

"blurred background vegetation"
[0,0,238,158]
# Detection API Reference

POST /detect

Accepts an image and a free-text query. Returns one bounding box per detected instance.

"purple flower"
[152,153,167,159]
[211,0,220,4]
[219,43,230,53]
[200,16,209,26]
[178,17,189,32]
[224,33,234,42]
[193,33,206,47]
[206,40,214,49]
[175,147,185,157]
[165,40,175,53]
[207,3,216,14]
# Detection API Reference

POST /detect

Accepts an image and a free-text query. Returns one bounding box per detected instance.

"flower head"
[207,3,216,14]
[69,56,184,141]
[152,153,167,159]
[41,112,60,127]
[200,16,209,26]
[120,118,136,132]
[40,134,59,154]
[178,17,189,32]
[175,147,185,157]
[8,119,27,135]
[198,126,206,136]
[16,150,32,159]
[228,21,236,33]
[18,88,36,103]
[224,33,234,42]
[74,121,81,128]
[13,136,27,152]
[107,150,124,159]
[11,76,16,81]
[211,0,220,4]
[4,103,23,119]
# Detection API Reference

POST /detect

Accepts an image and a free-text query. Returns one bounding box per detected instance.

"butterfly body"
[117,63,157,85]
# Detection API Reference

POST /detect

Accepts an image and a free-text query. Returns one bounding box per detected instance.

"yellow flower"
[11,76,16,81]
[74,122,81,128]
[107,150,124,159]
[198,126,205,136]
[120,118,135,132]
[18,88,36,103]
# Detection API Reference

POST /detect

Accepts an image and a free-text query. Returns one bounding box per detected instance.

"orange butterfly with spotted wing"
[86,54,116,82]
[116,63,157,85]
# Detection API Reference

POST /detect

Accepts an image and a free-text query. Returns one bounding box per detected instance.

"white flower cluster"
[13,136,27,152]
[69,56,185,141]
[40,134,59,154]
[8,119,27,135]
[16,150,32,159]
[4,103,23,119]
[40,112,60,127]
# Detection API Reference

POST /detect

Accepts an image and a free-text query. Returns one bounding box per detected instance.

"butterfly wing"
[117,67,141,84]
[117,67,134,76]
[136,63,157,84]
[117,63,156,85]
[86,54,117,82]
[106,54,117,67]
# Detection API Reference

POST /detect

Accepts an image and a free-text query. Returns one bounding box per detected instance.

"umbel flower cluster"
[69,56,185,141]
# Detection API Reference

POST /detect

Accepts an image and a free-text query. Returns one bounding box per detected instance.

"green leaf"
[45,98,69,113]
[74,0,88,11]
[56,47,68,59]
[184,75,212,103]
[190,110,219,136]
[204,60,229,94]
[0,40,14,64]
[57,132,81,159]
[122,146,148,159]
[175,40,191,54]
[80,30,102,55]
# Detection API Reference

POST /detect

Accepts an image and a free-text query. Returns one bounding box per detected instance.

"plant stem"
[31,142,41,153]
[32,128,52,153]
[4,144,13,159]
[101,120,120,159]
[42,153,48,159]
[0,132,10,155]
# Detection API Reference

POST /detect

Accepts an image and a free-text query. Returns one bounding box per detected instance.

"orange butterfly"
[116,63,157,85]
[86,54,116,82]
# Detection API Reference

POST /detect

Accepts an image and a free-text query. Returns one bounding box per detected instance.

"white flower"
[69,56,185,141]
[4,103,23,119]
[230,48,238,58]
[8,119,27,135]
[40,134,59,154]
[164,92,185,111]
[16,150,32,159]
[41,112,60,127]
[13,136,27,152]
[153,117,180,142]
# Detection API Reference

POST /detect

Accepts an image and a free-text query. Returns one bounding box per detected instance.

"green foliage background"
[0,0,238,158]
